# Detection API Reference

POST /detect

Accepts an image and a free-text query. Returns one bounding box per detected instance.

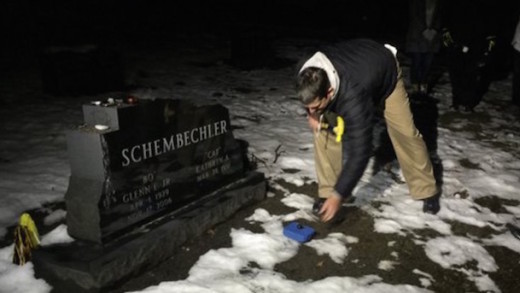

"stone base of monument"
[33,171,266,293]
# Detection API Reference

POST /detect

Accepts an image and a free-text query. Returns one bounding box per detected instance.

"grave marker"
[33,97,266,292]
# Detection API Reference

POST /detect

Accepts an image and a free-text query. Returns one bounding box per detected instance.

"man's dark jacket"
[300,39,398,198]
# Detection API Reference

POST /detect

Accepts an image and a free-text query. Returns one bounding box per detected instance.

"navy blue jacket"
[301,39,398,198]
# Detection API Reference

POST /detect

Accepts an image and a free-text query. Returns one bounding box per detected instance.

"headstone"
[32,97,266,292]
[65,98,250,243]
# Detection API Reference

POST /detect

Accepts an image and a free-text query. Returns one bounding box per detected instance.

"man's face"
[305,95,330,115]
[304,87,333,115]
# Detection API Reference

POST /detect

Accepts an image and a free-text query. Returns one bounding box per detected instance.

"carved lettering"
[120,119,228,167]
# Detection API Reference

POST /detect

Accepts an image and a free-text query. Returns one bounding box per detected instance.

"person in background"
[405,0,442,95]
[512,16,520,107]
[442,0,500,112]
[296,39,441,223]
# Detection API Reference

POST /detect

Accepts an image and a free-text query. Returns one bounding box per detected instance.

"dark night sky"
[1,1,518,75]
[1,1,410,51]
[0,1,423,98]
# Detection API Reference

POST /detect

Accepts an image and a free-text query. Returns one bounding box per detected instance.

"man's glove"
[442,29,454,47]
[320,111,344,142]
[485,36,496,54]
[478,36,497,67]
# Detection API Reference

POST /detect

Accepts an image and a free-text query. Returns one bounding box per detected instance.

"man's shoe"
[312,198,326,215]
[423,194,440,214]
[329,206,346,226]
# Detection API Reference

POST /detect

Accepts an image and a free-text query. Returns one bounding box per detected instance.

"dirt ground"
[112,178,520,293]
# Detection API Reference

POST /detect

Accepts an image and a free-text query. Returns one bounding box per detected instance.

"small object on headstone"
[283,222,315,243]
[126,95,138,104]
[94,124,109,131]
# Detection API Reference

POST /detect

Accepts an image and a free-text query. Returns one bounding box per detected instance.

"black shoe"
[423,194,440,214]
[330,206,347,225]
[312,198,326,215]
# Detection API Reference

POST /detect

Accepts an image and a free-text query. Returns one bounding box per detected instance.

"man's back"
[320,39,398,105]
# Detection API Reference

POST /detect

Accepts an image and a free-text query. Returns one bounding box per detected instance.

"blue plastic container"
[283,222,315,243]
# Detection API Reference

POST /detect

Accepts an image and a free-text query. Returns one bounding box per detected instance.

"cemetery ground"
[4,171,520,293]
[96,61,520,292]
[114,178,520,293]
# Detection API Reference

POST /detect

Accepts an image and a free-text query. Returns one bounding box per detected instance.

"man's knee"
[387,122,421,139]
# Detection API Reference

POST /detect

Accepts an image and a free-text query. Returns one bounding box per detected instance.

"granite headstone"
[33,97,266,292]
[66,98,249,243]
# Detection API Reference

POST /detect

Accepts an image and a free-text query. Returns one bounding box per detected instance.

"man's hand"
[319,195,342,222]
[307,114,320,132]
[422,28,437,42]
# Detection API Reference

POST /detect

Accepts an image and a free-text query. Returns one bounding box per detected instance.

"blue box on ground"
[283,222,315,243]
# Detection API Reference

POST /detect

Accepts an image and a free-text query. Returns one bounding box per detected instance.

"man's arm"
[334,92,374,198]
[320,90,374,221]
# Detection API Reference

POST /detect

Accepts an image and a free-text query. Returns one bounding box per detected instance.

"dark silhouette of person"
[442,0,500,112]
[405,0,443,95]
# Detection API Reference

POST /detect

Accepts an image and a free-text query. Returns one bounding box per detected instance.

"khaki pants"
[314,70,438,200]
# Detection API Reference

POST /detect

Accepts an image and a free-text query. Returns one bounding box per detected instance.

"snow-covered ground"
[1,34,520,293]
